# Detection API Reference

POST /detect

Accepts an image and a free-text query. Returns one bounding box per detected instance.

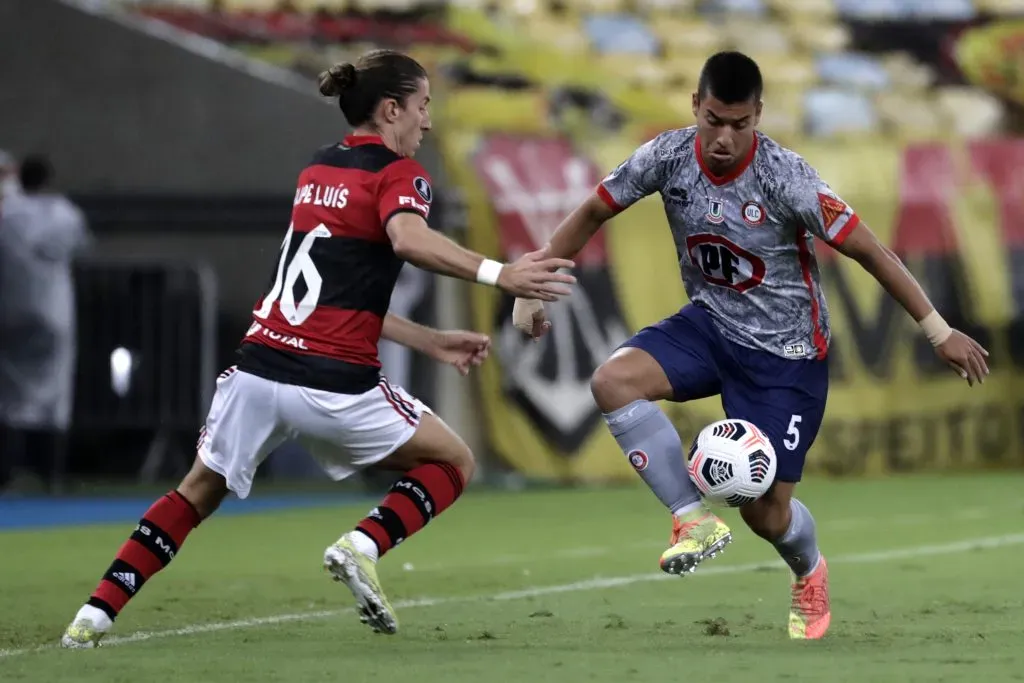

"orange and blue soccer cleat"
[788,555,830,639]
[659,507,732,575]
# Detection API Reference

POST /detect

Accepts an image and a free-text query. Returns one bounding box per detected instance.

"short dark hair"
[18,154,53,192]
[697,51,763,104]
[318,49,428,128]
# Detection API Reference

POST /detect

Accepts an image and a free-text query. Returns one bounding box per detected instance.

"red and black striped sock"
[87,490,201,620]
[356,462,465,558]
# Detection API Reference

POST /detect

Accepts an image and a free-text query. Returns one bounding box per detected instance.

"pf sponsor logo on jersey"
[628,449,649,472]
[742,201,765,227]
[706,197,725,224]
[686,234,766,293]
[413,176,432,203]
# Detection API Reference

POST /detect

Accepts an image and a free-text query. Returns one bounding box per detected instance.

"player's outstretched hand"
[935,330,990,386]
[498,247,576,302]
[430,330,491,376]
[512,297,550,341]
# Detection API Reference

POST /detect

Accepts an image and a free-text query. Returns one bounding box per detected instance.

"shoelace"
[791,581,829,615]
[670,514,712,544]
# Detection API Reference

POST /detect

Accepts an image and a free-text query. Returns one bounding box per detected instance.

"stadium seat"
[902,0,976,18]
[976,0,1024,11]
[722,19,793,56]
[804,87,880,137]
[701,0,767,15]
[787,18,850,53]
[584,13,660,54]
[521,15,591,54]
[935,86,1006,138]
[835,0,907,18]
[562,0,629,13]
[879,52,935,91]
[873,91,945,140]
[816,52,890,90]
[755,54,818,89]
[652,18,728,55]
[766,0,837,17]
[637,0,698,14]
[758,87,805,140]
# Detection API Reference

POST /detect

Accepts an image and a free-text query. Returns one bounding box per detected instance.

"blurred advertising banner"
[955,20,1024,107]
[443,132,1024,482]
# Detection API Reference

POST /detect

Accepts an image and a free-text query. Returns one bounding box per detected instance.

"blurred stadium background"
[3,0,1024,676]
[2,0,1024,501]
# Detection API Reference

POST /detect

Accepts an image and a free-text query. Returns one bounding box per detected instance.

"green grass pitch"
[2,473,1023,682]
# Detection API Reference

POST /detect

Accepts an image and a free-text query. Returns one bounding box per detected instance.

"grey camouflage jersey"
[598,127,859,361]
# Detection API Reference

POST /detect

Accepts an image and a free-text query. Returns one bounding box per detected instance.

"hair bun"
[318,63,356,97]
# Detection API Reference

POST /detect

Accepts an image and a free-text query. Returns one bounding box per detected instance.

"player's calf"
[592,348,729,573]
[60,458,225,648]
[741,487,829,639]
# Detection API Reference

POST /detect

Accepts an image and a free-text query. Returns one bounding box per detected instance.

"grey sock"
[772,498,821,577]
[604,400,701,513]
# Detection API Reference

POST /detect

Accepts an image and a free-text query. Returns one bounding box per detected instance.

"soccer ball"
[686,419,777,508]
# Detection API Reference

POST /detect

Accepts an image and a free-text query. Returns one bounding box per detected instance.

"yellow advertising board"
[441,131,1024,481]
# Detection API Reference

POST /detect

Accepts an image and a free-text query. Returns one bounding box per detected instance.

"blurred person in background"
[0,154,91,493]
[0,149,19,203]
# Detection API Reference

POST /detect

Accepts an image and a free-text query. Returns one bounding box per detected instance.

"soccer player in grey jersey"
[513,52,989,639]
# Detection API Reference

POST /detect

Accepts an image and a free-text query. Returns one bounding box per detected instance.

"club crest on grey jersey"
[598,127,860,361]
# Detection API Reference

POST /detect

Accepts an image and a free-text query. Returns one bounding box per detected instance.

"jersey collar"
[343,134,384,147]
[695,133,758,186]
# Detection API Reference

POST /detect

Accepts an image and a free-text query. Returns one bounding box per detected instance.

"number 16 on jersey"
[254,224,331,326]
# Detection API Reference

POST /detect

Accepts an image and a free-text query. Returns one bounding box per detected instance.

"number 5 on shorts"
[783,414,802,451]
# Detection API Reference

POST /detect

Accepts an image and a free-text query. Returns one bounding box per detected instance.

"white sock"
[672,500,705,518]
[75,604,113,631]
[350,530,380,563]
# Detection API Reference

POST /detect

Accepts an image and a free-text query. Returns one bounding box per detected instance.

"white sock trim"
[350,530,380,563]
[75,604,113,631]
[671,500,705,518]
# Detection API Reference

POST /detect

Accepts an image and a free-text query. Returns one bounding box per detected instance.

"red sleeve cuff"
[829,214,860,247]
[596,184,623,212]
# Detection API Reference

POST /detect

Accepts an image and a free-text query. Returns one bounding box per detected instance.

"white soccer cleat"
[323,532,398,635]
[60,605,112,649]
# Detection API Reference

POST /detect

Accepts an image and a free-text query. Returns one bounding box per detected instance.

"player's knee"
[591,359,643,413]
[178,458,229,519]
[446,440,476,485]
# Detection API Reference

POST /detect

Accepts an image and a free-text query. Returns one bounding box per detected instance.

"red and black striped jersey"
[237,134,433,394]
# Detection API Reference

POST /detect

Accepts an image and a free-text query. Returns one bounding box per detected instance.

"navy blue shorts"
[622,304,828,483]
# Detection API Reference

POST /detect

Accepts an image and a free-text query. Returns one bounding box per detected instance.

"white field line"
[2,532,1022,660]
[406,505,1000,572]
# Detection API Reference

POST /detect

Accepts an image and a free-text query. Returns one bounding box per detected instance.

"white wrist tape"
[513,297,544,333]
[919,310,953,347]
[476,258,503,286]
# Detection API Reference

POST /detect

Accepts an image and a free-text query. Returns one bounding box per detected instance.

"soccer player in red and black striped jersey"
[61,50,576,647]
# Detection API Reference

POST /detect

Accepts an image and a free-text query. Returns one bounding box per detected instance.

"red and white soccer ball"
[687,419,777,508]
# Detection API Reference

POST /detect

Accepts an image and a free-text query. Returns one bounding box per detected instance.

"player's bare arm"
[385,212,577,301]
[512,194,617,339]
[546,193,619,260]
[834,221,990,386]
[381,313,490,376]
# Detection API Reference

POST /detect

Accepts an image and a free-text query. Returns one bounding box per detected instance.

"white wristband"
[476,258,503,286]
[919,310,953,347]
